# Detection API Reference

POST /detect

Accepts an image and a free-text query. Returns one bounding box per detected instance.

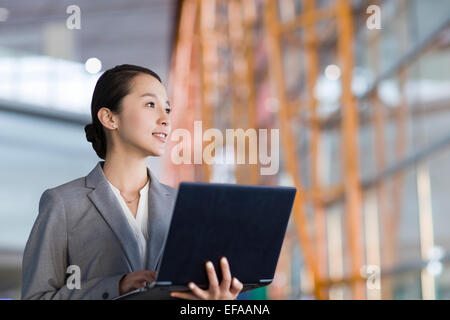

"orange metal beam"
[242,0,260,185]
[336,0,365,299]
[163,0,199,186]
[303,0,328,300]
[198,0,217,182]
[264,0,320,299]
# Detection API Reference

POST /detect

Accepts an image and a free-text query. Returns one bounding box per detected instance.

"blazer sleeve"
[21,188,127,300]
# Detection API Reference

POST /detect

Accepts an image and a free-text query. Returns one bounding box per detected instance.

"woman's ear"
[97,107,117,130]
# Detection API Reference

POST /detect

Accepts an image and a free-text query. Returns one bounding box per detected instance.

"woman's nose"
[158,109,170,126]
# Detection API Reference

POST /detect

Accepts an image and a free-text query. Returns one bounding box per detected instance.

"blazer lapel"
[85,161,142,271]
[146,167,174,271]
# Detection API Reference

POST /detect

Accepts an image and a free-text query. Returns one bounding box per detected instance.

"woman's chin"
[146,148,165,157]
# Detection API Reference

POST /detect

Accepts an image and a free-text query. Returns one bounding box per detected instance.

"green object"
[250,286,267,300]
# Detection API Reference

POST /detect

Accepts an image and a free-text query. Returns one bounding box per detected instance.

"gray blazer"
[21,160,177,300]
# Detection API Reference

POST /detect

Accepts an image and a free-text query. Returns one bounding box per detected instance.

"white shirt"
[107,178,150,270]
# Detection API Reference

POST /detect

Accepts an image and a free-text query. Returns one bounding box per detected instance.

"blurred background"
[0,0,449,300]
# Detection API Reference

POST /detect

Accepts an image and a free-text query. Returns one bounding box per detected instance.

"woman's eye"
[146,102,155,107]
[165,108,171,114]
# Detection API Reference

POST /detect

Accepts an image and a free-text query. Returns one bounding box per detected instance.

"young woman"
[21,64,243,300]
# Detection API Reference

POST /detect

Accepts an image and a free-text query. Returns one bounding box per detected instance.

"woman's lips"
[152,132,167,143]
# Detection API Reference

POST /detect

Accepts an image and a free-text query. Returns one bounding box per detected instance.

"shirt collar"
[107,176,150,196]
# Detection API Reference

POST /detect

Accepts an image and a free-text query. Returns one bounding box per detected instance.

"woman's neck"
[101,156,149,194]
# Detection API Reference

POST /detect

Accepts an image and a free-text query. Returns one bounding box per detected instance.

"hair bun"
[84,123,95,143]
[84,123,106,159]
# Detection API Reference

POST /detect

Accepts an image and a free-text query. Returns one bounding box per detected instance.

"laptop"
[114,182,296,300]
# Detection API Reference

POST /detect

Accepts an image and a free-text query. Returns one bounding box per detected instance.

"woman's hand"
[170,257,243,300]
[119,270,156,295]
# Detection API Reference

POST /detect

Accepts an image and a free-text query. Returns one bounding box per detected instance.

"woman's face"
[115,73,171,157]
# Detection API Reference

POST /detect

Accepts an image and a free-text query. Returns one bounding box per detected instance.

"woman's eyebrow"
[140,93,170,106]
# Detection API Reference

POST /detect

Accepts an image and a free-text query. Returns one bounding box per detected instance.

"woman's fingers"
[230,277,243,296]
[170,291,200,300]
[144,270,156,283]
[172,259,242,300]
[132,271,156,288]
[171,282,208,300]
[219,257,232,291]
[205,261,220,296]
[189,282,209,299]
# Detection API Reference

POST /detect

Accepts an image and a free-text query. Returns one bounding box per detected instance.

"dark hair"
[84,64,162,159]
